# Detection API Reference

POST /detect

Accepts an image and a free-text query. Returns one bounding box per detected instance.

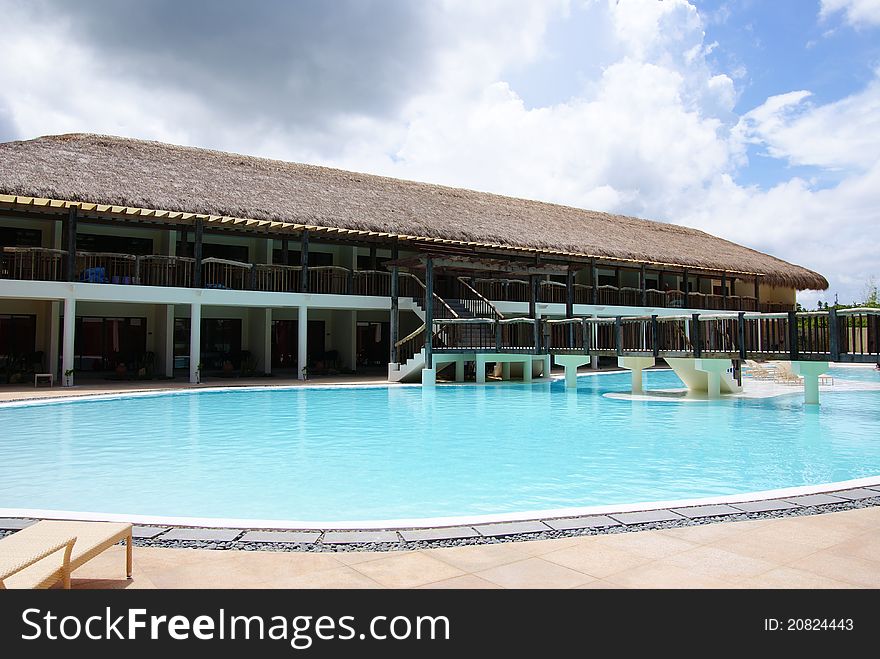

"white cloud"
[820,0,880,28]
[737,76,880,170]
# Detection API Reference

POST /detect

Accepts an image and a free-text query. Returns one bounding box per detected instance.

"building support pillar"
[555,355,591,389]
[694,358,732,399]
[48,300,61,380]
[791,361,830,405]
[390,242,399,365]
[617,356,655,394]
[189,302,201,384]
[156,304,175,378]
[501,362,511,381]
[455,360,465,382]
[298,305,308,380]
[300,230,310,293]
[475,355,487,384]
[424,257,434,371]
[61,297,76,386]
[192,219,203,288]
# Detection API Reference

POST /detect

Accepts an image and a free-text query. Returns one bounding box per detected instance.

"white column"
[523,358,533,383]
[555,355,591,389]
[706,371,721,399]
[542,354,551,379]
[61,297,75,387]
[48,300,61,379]
[501,362,511,380]
[476,355,486,384]
[618,356,656,394]
[791,361,830,405]
[154,304,175,378]
[189,302,201,384]
[455,360,465,382]
[298,304,308,380]
[263,308,272,375]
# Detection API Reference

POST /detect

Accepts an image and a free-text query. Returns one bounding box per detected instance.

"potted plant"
[63,368,75,387]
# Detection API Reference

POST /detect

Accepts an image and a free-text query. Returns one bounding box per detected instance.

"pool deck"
[59,506,880,588]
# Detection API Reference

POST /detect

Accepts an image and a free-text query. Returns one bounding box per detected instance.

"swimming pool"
[1,367,878,524]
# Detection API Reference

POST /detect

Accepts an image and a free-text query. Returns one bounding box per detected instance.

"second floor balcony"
[0,246,794,313]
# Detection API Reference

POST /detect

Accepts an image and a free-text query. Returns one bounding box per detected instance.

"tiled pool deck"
[9,505,875,589]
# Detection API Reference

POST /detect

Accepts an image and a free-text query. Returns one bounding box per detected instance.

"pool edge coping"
[3,476,879,536]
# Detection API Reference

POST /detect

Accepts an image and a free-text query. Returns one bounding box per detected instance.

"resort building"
[0,134,828,387]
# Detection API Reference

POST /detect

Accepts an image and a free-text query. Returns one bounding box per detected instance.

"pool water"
[1,367,878,522]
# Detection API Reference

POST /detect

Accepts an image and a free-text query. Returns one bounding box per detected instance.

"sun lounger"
[744,359,775,380]
[774,362,803,386]
[0,532,76,589]
[0,520,132,589]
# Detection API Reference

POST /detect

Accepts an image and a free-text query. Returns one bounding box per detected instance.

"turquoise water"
[1,367,878,522]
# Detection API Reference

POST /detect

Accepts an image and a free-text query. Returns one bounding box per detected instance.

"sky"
[0,0,878,307]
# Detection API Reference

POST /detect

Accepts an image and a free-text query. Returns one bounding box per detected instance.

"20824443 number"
[787,619,854,631]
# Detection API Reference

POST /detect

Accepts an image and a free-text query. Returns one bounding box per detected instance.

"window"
[0,227,42,247]
[77,233,153,255]
[272,249,333,267]
[178,241,249,262]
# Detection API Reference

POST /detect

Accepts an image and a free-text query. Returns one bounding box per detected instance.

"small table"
[34,373,54,388]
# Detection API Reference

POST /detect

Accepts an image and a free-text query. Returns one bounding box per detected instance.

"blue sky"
[0,0,877,306]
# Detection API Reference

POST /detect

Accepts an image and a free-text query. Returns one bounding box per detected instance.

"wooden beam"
[369,246,377,270]
[640,264,647,307]
[192,219,204,288]
[300,230,310,293]
[529,275,537,319]
[65,205,77,282]
[390,242,399,364]
[592,260,599,305]
[281,238,289,266]
[683,268,690,308]
[425,257,434,370]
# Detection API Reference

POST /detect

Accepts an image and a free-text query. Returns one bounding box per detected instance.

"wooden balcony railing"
[139,255,195,288]
[0,247,798,315]
[1,247,66,281]
[201,257,251,290]
[76,251,138,284]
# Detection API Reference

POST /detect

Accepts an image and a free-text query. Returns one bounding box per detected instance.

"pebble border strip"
[2,488,878,553]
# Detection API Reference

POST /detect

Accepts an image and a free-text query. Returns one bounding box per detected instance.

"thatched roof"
[0,133,827,289]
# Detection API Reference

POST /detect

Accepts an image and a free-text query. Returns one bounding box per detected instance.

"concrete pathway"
[67,506,880,589]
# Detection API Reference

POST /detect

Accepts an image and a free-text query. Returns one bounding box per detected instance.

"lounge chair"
[0,532,76,589]
[774,362,803,386]
[743,359,775,380]
[0,521,132,589]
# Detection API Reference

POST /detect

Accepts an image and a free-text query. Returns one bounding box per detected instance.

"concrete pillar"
[476,355,486,384]
[591,315,599,369]
[791,361,830,405]
[189,302,201,384]
[298,305,308,380]
[61,297,75,387]
[542,354,551,379]
[248,307,272,375]
[263,308,272,375]
[554,355,591,389]
[422,367,436,387]
[523,359,533,383]
[501,362,511,381]
[48,300,61,379]
[455,360,465,382]
[155,304,175,378]
[693,358,734,398]
[617,356,656,394]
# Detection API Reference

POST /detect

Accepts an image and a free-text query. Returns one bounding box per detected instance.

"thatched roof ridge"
[0,133,827,289]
